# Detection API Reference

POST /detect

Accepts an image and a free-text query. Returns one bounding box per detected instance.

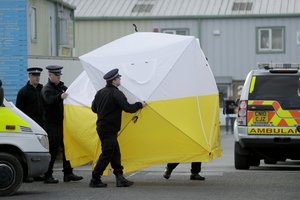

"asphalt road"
[6,130,300,200]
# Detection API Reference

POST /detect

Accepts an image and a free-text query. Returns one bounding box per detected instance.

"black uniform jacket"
[91,84,143,133]
[41,79,67,126]
[16,81,44,126]
[223,100,236,115]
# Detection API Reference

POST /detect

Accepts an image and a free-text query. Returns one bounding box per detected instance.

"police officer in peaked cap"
[16,67,44,127]
[90,68,146,188]
[41,65,83,184]
[16,67,45,182]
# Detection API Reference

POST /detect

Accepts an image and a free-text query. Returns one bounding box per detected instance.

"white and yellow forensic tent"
[64,32,222,174]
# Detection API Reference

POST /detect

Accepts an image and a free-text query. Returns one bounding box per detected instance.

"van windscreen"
[249,75,300,109]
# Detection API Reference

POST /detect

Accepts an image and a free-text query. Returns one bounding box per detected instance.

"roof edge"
[74,13,300,21]
[49,0,76,10]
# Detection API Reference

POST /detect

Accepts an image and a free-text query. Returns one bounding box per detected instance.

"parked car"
[234,63,300,169]
[0,80,50,196]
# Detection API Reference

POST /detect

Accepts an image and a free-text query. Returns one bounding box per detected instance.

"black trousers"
[167,162,202,174]
[92,132,124,179]
[44,124,72,177]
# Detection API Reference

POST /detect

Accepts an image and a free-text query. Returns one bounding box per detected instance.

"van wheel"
[234,142,250,170]
[0,153,23,196]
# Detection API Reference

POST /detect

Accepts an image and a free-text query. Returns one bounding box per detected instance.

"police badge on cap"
[103,68,122,81]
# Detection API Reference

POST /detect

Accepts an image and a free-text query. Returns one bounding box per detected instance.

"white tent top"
[67,32,217,105]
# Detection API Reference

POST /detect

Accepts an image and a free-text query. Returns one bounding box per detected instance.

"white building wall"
[28,56,83,86]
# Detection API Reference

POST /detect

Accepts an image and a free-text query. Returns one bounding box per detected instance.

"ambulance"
[0,80,50,196]
[234,63,300,169]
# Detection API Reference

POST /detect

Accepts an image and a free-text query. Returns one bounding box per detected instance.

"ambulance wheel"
[234,142,250,170]
[0,153,23,196]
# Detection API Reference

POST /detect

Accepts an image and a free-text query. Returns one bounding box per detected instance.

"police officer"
[223,97,237,133]
[16,67,44,127]
[90,68,146,188]
[42,65,83,184]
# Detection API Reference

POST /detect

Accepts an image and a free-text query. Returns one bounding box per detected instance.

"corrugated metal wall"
[200,17,300,80]
[0,0,28,103]
[73,17,300,80]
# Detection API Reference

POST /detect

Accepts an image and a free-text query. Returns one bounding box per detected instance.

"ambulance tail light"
[237,100,247,126]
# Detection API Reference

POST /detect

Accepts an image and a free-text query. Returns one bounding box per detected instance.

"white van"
[0,80,50,196]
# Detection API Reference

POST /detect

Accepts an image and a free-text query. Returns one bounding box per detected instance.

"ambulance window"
[248,75,300,109]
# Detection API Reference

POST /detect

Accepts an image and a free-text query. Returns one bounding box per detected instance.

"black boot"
[163,167,172,179]
[33,176,45,182]
[89,178,107,188]
[116,174,134,187]
[190,173,205,181]
[24,177,34,183]
[64,173,83,182]
[44,175,59,184]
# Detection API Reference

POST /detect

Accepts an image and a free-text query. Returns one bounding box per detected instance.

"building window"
[132,4,154,13]
[162,29,189,36]
[58,8,74,47]
[59,18,68,45]
[257,27,284,53]
[232,2,253,11]
[30,7,37,42]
